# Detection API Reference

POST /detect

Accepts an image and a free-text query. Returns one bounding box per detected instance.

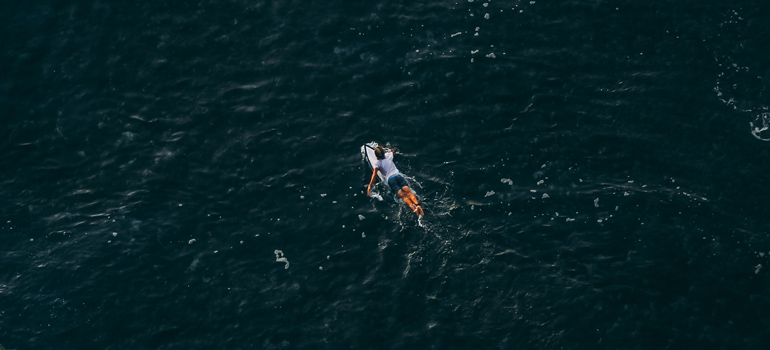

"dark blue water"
[3,0,770,349]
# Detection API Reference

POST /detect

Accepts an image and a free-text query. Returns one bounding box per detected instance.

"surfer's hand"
[366,186,371,196]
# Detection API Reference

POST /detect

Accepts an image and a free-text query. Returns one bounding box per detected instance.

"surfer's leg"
[401,186,419,205]
[397,189,416,206]
[397,189,418,211]
[393,176,423,216]
[400,187,423,216]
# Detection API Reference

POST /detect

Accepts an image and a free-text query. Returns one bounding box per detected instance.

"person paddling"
[366,145,424,217]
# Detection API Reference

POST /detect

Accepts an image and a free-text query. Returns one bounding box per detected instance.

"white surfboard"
[361,142,386,183]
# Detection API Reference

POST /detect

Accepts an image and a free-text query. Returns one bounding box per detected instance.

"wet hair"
[374,146,385,160]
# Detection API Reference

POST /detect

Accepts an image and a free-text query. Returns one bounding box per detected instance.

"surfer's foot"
[414,206,424,217]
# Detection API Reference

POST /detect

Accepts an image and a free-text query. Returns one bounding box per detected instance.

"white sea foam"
[750,113,770,141]
[274,250,289,269]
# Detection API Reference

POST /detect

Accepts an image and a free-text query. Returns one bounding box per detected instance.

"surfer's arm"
[366,167,378,196]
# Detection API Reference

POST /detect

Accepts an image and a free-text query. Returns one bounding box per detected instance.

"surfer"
[366,145,424,217]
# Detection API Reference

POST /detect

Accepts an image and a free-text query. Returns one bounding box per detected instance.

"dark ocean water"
[3,0,770,349]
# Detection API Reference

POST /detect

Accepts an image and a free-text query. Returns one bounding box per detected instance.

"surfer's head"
[374,146,385,160]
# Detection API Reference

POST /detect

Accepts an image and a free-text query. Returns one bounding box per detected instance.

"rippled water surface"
[3,0,770,349]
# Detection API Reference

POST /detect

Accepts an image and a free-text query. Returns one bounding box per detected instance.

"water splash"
[750,113,770,141]
[709,9,770,142]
